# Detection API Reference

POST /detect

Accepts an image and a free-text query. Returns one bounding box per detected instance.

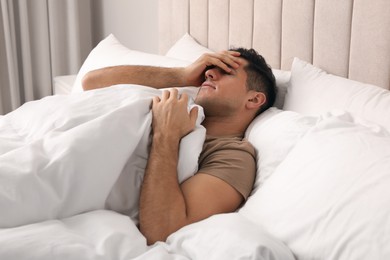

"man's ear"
[246,92,266,110]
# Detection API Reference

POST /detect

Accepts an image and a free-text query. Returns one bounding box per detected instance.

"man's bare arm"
[82,66,186,91]
[139,89,196,244]
[82,50,242,91]
[138,89,243,245]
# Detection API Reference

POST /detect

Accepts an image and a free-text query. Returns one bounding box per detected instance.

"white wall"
[92,0,159,54]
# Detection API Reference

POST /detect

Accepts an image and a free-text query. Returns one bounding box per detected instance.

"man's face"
[195,58,249,117]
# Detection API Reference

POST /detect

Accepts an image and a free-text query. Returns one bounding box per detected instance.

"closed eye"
[212,66,235,75]
[204,65,235,80]
[205,65,216,71]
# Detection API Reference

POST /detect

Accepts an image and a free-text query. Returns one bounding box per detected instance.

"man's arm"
[82,66,186,91]
[82,50,242,91]
[138,89,243,245]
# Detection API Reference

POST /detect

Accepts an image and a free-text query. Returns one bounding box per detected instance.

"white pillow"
[240,111,390,259]
[72,34,191,93]
[244,108,317,193]
[284,57,390,131]
[165,33,214,62]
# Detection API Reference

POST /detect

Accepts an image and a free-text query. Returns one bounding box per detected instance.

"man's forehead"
[237,56,248,65]
[237,58,249,72]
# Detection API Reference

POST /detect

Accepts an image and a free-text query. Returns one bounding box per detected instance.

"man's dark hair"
[230,47,277,116]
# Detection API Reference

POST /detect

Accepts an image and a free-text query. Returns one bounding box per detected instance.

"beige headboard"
[159,0,390,90]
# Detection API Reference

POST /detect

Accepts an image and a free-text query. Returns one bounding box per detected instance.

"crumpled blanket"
[0,85,205,228]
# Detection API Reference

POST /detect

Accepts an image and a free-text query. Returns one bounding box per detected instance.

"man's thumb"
[190,106,199,126]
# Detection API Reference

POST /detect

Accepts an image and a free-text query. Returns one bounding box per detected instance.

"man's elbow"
[140,220,187,246]
[81,71,96,91]
[141,228,169,246]
[145,236,164,246]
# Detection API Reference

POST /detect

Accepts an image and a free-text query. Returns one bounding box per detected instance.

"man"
[82,48,276,244]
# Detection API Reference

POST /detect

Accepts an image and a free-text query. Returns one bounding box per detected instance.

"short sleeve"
[197,137,256,199]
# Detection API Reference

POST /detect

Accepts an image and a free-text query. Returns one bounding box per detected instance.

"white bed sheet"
[0,210,147,260]
[0,210,295,260]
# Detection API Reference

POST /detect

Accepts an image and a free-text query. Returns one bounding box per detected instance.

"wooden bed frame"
[158,0,390,90]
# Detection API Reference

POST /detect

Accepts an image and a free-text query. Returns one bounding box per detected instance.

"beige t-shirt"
[197,135,256,199]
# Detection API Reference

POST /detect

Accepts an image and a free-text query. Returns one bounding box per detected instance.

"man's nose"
[205,68,218,80]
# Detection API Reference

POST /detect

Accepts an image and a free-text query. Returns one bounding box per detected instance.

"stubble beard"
[195,95,235,117]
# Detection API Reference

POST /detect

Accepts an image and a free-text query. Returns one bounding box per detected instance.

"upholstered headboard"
[159,0,390,90]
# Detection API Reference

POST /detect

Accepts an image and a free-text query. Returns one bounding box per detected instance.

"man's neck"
[201,115,249,137]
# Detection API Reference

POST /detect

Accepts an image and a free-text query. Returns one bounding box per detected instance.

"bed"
[1,0,390,259]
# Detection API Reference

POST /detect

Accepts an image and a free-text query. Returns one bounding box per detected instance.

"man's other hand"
[151,89,198,142]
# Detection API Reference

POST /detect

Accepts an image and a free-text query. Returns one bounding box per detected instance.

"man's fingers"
[161,90,170,100]
[152,96,160,104]
[169,88,179,99]
[226,50,241,57]
[180,92,188,102]
[205,52,242,73]
[221,50,241,64]
[161,88,180,101]
[208,57,232,73]
[189,106,199,126]
[219,52,242,69]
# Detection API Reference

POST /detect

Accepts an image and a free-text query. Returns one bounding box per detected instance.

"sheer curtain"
[0,0,93,115]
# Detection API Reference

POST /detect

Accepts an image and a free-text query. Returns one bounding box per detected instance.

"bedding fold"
[0,85,205,228]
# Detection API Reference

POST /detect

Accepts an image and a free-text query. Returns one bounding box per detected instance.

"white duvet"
[0,86,295,259]
[0,85,206,228]
[0,210,294,260]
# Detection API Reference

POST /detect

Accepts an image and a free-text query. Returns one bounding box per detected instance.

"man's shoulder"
[198,135,257,200]
[201,135,256,160]
[205,136,254,151]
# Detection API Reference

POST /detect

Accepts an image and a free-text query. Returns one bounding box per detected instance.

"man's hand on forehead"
[183,50,243,87]
[204,50,242,73]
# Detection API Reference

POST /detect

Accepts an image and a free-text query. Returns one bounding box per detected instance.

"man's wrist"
[173,67,188,87]
[152,132,181,150]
